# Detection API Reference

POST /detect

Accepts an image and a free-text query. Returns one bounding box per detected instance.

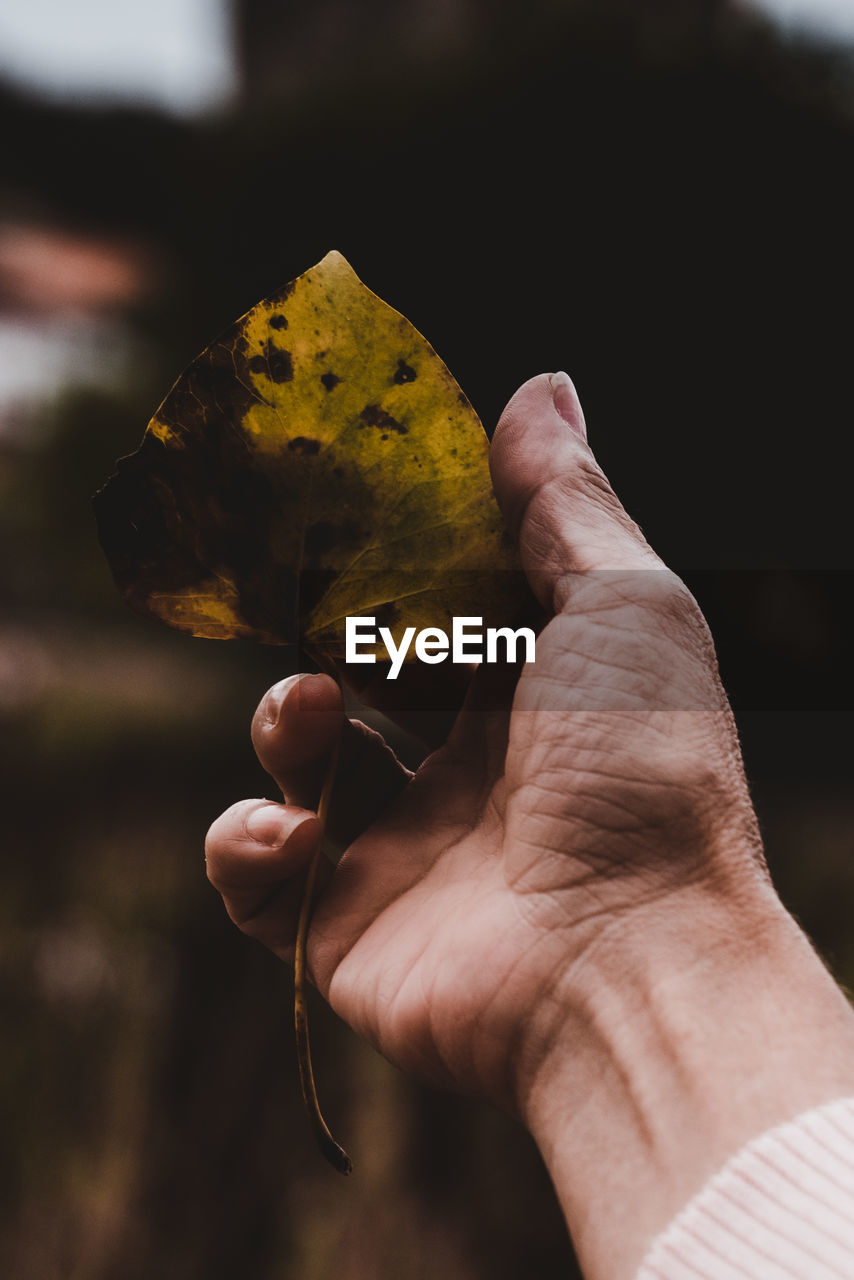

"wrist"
[518,873,854,1280]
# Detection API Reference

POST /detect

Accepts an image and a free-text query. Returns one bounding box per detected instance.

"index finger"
[250,673,413,847]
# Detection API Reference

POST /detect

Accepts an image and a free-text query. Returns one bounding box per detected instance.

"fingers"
[251,673,344,809]
[490,372,662,614]
[205,798,323,958]
[251,672,412,847]
[209,674,414,961]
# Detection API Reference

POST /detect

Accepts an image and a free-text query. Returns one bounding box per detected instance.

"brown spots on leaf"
[393,358,417,384]
[374,601,401,631]
[248,341,294,383]
[94,335,304,644]
[270,313,288,330]
[267,346,294,382]
[288,437,321,455]
[359,404,407,434]
[321,372,340,392]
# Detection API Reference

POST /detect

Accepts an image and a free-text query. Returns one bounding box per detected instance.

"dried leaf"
[94,251,526,667]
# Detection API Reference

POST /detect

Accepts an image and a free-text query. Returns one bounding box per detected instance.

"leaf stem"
[294,724,353,1175]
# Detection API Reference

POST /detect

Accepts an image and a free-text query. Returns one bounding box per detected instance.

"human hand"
[206,370,758,1096]
[205,373,854,1278]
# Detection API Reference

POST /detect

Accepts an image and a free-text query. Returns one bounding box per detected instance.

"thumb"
[490,372,661,613]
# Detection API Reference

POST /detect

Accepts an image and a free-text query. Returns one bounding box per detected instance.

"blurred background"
[2,1,854,1276]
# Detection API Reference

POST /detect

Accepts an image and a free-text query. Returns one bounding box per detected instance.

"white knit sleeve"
[636,1097,854,1279]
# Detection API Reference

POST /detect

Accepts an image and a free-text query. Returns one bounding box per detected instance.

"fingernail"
[550,371,587,441]
[245,803,288,845]
[262,673,306,727]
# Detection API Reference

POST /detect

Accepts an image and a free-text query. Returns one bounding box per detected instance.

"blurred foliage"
[2,2,854,1276]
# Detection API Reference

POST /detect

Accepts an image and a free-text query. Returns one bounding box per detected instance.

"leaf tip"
[316,248,358,279]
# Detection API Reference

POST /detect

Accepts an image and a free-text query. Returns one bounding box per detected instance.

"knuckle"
[650,572,718,663]
[651,570,699,623]
[574,456,641,538]
[593,568,712,655]
[575,452,615,505]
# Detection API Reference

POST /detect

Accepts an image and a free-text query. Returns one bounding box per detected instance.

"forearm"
[519,874,854,1280]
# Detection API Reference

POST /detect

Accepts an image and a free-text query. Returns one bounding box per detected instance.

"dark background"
[2,1,853,1276]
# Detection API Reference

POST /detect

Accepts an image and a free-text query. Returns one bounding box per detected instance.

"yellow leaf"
[95,251,528,667]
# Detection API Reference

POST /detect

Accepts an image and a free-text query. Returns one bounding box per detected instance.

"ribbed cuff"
[637,1096,854,1279]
